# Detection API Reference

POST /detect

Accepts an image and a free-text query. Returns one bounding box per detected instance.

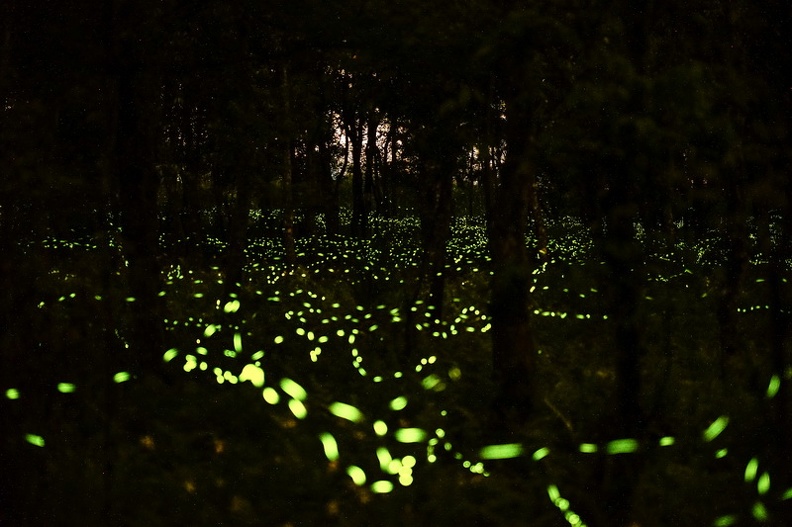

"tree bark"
[488,91,537,427]
[281,66,296,264]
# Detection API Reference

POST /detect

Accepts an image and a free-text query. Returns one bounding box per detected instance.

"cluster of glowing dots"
[21,231,792,524]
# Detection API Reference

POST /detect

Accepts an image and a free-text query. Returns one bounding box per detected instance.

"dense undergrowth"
[2,215,790,527]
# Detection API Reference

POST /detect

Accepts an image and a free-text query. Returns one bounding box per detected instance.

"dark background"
[1,1,791,526]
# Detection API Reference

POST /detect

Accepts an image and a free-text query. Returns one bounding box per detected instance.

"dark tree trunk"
[420,160,453,319]
[223,169,251,297]
[488,91,537,428]
[114,42,164,377]
[281,66,296,264]
[364,110,380,218]
[349,119,365,237]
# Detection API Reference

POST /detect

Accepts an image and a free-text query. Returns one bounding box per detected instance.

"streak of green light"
[319,432,339,461]
[346,465,366,486]
[606,438,638,454]
[280,378,307,401]
[479,443,524,460]
[394,428,427,443]
[25,434,45,447]
[702,416,729,442]
[329,401,364,423]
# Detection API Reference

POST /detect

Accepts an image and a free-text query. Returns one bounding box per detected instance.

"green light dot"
[702,416,729,442]
[57,383,76,393]
[767,374,781,398]
[532,447,550,461]
[163,348,179,362]
[239,364,265,388]
[262,387,280,405]
[346,465,366,486]
[329,401,364,423]
[479,443,524,460]
[373,420,388,436]
[280,378,307,401]
[659,436,675,447]
[370,480,394,494]
[113,371,131,383]
[25,434,45,447]
[233,333,242,352]
[757,472,770,495]
[224,300,240,313]
[394,428,427,443]
[712,515,737,527]
[751,501,768,521]
[288,399,307,419]
[745,457,759,482]
[579,443,597,453]
[547,485,560,502]
[606,438,638,454]
[421,374,441,390]
[390,396,407,412]
[319,432,339,461]
[274,336,284,344]
[6,388,20,400]
[376,447,392,470]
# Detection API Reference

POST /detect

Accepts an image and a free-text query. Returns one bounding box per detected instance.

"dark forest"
[1,1,791,526]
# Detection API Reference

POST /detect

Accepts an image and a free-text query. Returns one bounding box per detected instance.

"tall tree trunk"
[114,39,164,377]
[364,110,380,220]
[349,119,364,237]
[281,66,296,264]
[420,159,453,319]
[488,91,537,428]
[223,169,250,297]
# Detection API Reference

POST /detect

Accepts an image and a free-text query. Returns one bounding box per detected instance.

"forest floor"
[2,217,790,527]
